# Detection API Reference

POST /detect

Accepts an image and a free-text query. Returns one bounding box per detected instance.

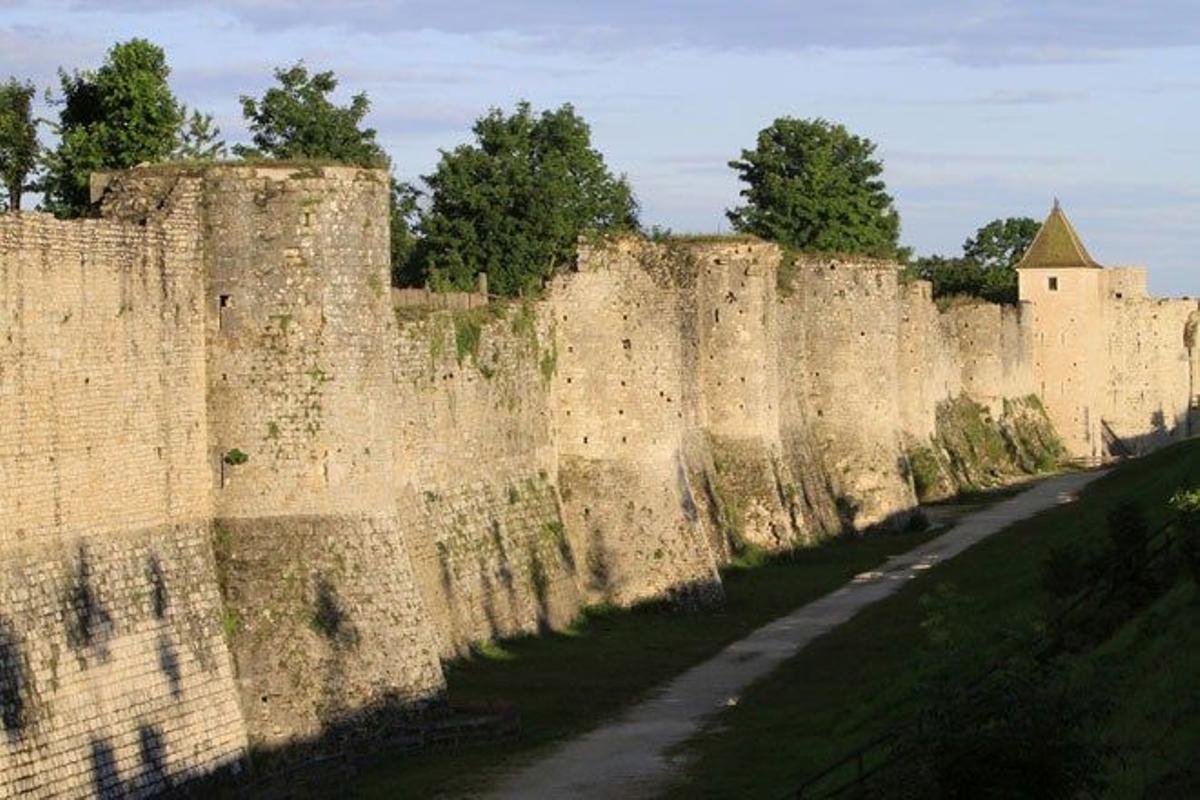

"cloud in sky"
[43,1,1200,65]
[2,0,1199,294]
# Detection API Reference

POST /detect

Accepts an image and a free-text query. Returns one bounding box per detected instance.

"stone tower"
[1017,201,1108,459]
[97,164,447,748]
[197,166,446,745]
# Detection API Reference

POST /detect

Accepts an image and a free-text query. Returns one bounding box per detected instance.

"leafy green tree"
[727,117,900,257]
[417,101,638,296]
[906,217,1040,304]
[41,39,184,217]
[173,108,226,161]
[390,178,421,287]
[963,216,1040,270]
[235,62,385,167]
[0,77,39,211]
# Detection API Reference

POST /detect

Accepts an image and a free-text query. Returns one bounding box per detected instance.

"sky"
[3,0,1199,295]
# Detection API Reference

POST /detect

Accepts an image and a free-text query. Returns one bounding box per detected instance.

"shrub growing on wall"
[415,101,639,296]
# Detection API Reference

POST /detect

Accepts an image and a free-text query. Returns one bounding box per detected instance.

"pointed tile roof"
[1015,200,1102,269]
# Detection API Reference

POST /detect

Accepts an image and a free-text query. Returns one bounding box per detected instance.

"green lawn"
[1090,580,1200,797]
[351,524,945,797]
[664,440,1200,799]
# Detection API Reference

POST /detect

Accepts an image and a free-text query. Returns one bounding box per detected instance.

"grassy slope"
[666,440,1200,799]
[351,527,942,797]
[1089,580,1200,796]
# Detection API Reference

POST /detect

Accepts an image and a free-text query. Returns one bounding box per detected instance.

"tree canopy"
[963,217,1040,271]
[235,62,385,167]
[390,178,421,288]
[415,101,638,296]
[0,77,38,211]
[173,108,227,161]
[906,216,1040,305]
[727,117,900,258]
[41,38,184,217]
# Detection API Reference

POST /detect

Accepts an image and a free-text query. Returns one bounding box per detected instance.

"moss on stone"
[908,445,946,502]
[909,394,1066,502]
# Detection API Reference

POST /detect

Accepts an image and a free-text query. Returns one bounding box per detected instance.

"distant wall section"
[389,303,579,656]
[551,241,724,606]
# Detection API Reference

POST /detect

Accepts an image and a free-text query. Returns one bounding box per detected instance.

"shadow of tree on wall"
[585,524,613,596]
[158,634,183,699]
[63,544,114,666]
[310,575,361,729]
[310,577,358,650]
[138,724,170,793]
[89,725,174,799]
[1104,409,1192,458]
[0,615,30,742]
[90,738,122,799]
[526,547,551,627]
[147,555,170,620]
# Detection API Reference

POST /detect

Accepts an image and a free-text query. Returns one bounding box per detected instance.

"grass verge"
[664,440,1200,798]
[351,525,946,797]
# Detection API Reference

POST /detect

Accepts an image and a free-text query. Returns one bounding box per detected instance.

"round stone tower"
[198,165,444,747]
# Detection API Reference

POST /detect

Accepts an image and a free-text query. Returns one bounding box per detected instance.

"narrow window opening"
[218,294,231,330]
[1048,277,1058,291]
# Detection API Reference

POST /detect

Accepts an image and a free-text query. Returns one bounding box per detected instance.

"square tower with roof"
[1017,201,1111,459]
[1017,201,1196,461]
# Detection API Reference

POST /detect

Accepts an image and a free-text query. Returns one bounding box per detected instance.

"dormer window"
[1048,277,1058,291]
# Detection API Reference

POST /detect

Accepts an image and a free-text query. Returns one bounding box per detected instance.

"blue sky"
[3,0,1199,294]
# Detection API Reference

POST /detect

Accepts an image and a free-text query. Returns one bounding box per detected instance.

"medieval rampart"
[0,196,246,796]
[1,165,1194,796]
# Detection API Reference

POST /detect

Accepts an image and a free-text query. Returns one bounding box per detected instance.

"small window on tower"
[1048,277,1059,291]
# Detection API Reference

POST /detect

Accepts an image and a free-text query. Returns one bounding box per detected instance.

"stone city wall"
[389,304,578,656]
[0,197,246,797]
[3,163,1197,797]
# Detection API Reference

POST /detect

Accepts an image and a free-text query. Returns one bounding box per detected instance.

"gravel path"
[482,469,1105,799]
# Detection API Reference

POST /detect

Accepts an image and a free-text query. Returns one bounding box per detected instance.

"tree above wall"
[906,216,1040,305]
[40,39,185,217]
[726,117,901,259]
[413,101,639,296]
[234,62,386,168]
[0,77,39,212]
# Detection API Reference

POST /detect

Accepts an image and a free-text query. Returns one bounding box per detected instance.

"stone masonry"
[1,166,1193,797]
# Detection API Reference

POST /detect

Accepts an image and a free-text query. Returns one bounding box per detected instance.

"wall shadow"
[63,544,114,665]
[1103,410,1192,458]
[172,693,517,799]
[0,615,29,742]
